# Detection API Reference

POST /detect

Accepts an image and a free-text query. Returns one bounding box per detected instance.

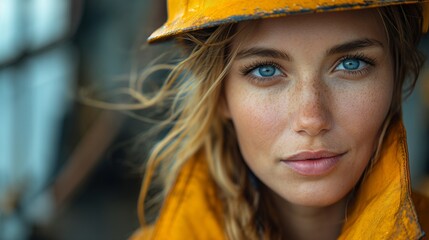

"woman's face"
[224,9,393,207]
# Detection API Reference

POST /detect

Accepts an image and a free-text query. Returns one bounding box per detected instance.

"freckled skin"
[224,9,393,209]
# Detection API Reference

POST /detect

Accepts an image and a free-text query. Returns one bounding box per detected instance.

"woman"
[131,0,429,239]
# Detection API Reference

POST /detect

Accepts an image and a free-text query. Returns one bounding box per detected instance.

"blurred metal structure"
[0,0,162,239]
[0,0,77,239]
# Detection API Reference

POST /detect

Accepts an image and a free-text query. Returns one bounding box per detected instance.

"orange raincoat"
[131,120,429,239]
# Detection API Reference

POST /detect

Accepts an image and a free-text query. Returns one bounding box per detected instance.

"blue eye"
[336,58,367,71]
[250,65,282,78]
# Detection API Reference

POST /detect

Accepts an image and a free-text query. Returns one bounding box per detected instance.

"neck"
[263,187,350,240]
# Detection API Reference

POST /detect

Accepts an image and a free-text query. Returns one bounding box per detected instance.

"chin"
[272,185,352,208]
[287,195,346,208]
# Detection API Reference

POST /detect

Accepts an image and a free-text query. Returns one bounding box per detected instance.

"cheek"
[224,84,285,160]
[341,90,387,135]
[337,73,393,145]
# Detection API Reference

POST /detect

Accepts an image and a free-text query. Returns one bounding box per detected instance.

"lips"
[281,151,346,176]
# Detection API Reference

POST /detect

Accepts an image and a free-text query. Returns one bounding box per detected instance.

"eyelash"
[240,60,284,83]
[334,53,376,76]
[241,61,282,75]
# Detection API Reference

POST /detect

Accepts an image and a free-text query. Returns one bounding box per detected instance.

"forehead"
[233,9,387,50]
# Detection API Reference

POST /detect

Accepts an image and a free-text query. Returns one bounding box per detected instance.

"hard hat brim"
[148,0,429,44]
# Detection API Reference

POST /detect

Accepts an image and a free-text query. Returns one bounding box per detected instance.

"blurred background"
[0,1,428,240]
[0,0,166,239]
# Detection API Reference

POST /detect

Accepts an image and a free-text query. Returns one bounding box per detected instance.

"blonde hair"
[134,4,424,239]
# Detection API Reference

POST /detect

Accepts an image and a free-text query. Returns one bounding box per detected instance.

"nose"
[292,81,332,136]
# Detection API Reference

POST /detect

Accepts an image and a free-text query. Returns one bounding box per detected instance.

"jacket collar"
[339,119,424,239]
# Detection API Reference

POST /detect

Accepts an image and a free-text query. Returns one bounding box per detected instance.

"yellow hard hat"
[148,0,429,43]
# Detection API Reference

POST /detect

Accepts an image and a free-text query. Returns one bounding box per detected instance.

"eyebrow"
[327,38,384,55]
[236,47,291,61]
[235,38,384,61]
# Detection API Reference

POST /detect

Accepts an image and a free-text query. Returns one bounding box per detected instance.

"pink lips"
[282,151,345,176]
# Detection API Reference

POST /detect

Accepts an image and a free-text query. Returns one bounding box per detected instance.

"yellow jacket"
[131,120,429,239]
